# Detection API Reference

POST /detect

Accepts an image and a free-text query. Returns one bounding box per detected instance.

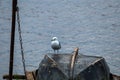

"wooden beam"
[3,74,25,79]
[26,72,35,80]
[9,0,17,79]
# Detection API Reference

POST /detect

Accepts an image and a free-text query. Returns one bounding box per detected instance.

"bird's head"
[51,37,58,41]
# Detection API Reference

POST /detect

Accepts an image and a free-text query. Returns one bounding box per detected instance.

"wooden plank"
[3,70,37,80]
[26,70,37,80]
[110,73,120,80]
[3,74,25,79]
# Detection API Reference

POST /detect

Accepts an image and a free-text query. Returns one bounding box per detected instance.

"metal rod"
[9,0,17,80]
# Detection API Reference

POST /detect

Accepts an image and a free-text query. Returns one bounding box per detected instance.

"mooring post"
[9,0,17,80]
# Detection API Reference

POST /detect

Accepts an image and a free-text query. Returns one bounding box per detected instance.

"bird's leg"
[57,50,59,54]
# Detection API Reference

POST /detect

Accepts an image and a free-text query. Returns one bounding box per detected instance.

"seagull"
[51,37,61,53]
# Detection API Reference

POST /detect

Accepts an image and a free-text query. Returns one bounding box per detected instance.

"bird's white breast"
[51,40,61,50]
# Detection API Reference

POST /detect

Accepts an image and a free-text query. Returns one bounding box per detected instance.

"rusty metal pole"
[9,0,17,80]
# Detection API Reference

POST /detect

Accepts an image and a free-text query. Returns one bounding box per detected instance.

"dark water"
[0,0,120,79]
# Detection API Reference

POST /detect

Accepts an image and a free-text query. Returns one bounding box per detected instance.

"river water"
[0,0,120,79]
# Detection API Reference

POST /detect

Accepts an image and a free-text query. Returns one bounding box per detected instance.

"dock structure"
[3,48,120,80]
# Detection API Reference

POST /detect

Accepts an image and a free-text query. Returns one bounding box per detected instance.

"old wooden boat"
[35,48,120,80]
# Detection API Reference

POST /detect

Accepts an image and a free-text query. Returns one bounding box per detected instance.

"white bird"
[51,37,61,53]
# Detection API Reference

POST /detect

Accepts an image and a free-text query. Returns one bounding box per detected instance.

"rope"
[16,6,27,78]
